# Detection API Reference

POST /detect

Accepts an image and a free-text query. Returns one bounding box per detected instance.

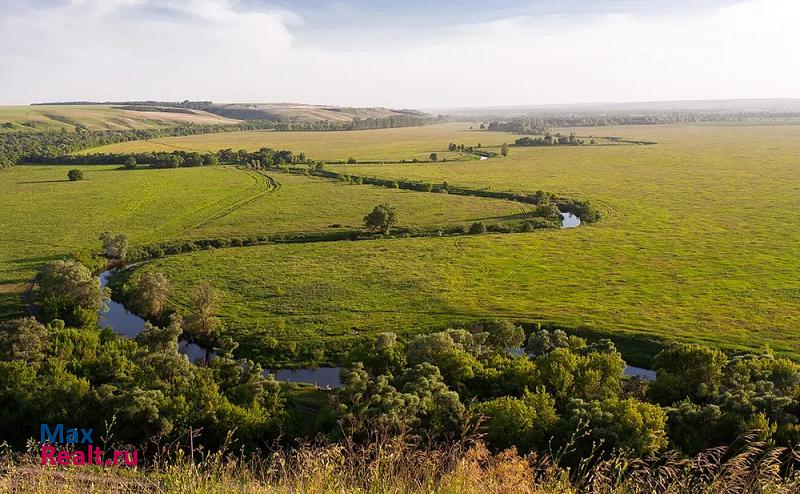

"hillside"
[0,105,240,132]
[203,103,430,122]
[5,102,432,130]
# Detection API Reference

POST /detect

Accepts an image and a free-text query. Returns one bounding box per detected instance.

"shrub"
[67,169,84,181]
[469,222,487,234]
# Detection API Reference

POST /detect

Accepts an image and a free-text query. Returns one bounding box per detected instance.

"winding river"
[96,210,651,388]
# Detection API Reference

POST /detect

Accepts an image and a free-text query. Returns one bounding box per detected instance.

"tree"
[429,152,438,162]
[36,260,108,327]
[67,169,84,181]
[526,328,570,356]
[0,317,48,363]
[363,204,397,234]
[485,320,525,351]
[132,271,171,318]
[123,157,137,170]
[566,398,668,456]
[99,231,129,260]
[185,283,222,339]
[500,143,509,157]
[649,343,727,404]
[469,222,487,234]
[475,387,558,453]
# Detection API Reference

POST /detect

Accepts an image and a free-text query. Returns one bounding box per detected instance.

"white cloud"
[0,0,798,107]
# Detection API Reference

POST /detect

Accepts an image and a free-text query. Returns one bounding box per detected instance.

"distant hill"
[0,104,239,132]
[25,101,431,126]
[203,103,430,122]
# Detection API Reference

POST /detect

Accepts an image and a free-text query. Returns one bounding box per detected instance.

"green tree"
[649,343,727,404]
[484,320,525,351]
[475,387,558,452]
[363,204,397,234]
[123,157,137,169]
[429,152,438,162]
[500,143,509,156]
[566,398,668,456]
[469,221,487,234]
[67,169,84,181]
[99,231,129,260]
[132,271,171,318]
[0,317,48,363]
[37,260,108,327]
[185,283,222,340]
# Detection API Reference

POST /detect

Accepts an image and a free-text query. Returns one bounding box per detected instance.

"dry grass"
[2,434,798,494]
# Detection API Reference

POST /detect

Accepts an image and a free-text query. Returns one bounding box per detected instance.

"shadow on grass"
[17,179,72,184]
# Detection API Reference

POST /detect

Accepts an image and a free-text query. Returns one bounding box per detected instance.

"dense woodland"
[3,288,799,464]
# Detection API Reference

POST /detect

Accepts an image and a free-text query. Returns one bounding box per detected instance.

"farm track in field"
[193,169,280,230]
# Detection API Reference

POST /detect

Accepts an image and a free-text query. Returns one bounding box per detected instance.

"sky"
[0,0,798,108]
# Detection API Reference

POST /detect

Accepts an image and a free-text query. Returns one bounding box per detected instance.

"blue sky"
[0,0,797,107]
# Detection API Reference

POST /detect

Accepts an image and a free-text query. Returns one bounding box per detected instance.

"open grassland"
[124,123,800,363]
[80,122,507,161]
[0,104,239,132]
[3,122,799,365]
[0,163,521,319]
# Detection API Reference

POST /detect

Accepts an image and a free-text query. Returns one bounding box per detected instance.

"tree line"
[479,110,800,134]
[4,272,800,466]
[514,132,586,146]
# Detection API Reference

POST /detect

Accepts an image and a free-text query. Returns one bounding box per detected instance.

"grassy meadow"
[81,122,508,161]
[0,162,521,319]
[2,121,799,365]
[84,122,800,364]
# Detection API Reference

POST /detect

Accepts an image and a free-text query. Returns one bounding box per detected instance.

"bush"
[123,157,137,170]
[67,169,84,181]
[469,222,487,234]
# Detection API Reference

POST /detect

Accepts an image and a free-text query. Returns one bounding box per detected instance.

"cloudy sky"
[1,0,798,107]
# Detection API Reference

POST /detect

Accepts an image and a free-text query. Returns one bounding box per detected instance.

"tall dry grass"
[1,433,798,493]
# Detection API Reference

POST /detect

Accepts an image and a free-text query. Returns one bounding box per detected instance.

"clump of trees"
[338,325,800,461]
[67,169,84,181]
[364,204,397,234]
[515,132,584,147]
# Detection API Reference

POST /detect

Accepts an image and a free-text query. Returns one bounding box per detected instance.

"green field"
[0,162,521,319]
[0,104,238,132]
[81,122,505,161]
[3,122,799,367]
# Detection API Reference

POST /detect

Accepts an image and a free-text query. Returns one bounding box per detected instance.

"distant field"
[80,122,507,161]
[123,123,800,365]
[0,105,239,132]
[0,163,520,319]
